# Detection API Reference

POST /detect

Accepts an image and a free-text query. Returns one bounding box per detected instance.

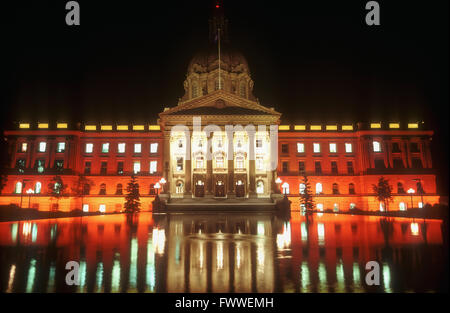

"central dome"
[187,44,250,75]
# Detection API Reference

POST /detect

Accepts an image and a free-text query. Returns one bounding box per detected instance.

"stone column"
[248,132,256,196]
[227,133,234,196]
[163,132,171,193]
[206,138,213,195]
[184,158,192,196]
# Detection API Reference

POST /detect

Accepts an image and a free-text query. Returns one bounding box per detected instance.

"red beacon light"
[216,5,220,8]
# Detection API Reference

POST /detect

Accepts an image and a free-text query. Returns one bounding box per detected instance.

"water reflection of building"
[164,213,276,292]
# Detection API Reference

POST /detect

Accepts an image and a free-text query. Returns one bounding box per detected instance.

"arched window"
[116,184,123,195]
[397,182,405,194]
[256,180,264,194]
[149,184,156,195]
[176,181,184,194]
[332,183,339,195]
[235,156,244,169]
[83,184,91,195]
[15,182,22,194]
[282,182,289,195]
[316,183,322,194]
[35,182,42,194]
[239,81,246,98]
[299,183,305,194]
[399,202,407,211]
[349,183,355,195]
[99,183,106,195]
[192,82,198,98]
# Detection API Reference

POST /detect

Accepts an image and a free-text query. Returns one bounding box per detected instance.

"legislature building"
[0,4,440,212]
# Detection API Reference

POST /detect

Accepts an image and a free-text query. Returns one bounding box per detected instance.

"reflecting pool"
[0,212,446,292]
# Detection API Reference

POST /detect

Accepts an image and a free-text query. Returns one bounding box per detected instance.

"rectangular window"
[117,162,124,175]
[176,157,184,171]
[99,204,106,213]
[345,143,352,153]
[216,156,225,168]
[35,159,45,173]
[133,161,141,174]
[313,143,321,153]
[331,161,338,174]
[39,142,47,152]
[282,162,289,173]
[134,143,142,153]
[21,143,28,152]
[410,142,420,153]
[373,141,381,152]
[150,143,158,153]
[84,162,91,175]
[100,162,107,175]
[16,159,26,173]
[329,143,337,153]
[347,161,354,175]
[82,204,89,213]
[85,143,93,153]
[281,144,289,154]
[235,157,243,169]
[150,161,157,174]
[102,143,109,153]
[297,143,305,153]
[118,143,126,153]
[56,142,66,153]
[54,160,64,172]
[256,139,263,148]
[315,161,322,175]
[256,157,264,170]
[392,143,401,153]
[298,161,305,174]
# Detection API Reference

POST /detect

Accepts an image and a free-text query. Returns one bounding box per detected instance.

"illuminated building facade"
[0,4,440,212]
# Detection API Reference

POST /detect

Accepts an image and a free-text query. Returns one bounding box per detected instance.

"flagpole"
[218,27,221,90]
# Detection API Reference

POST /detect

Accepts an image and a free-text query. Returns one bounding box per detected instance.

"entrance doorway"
[195,180,205,197]
[236,180,245,197]
[215,181,225,197]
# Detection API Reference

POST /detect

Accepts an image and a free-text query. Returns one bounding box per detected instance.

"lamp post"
[159,177,166,194]
[407,188,415,209]
[413,178,424,208]
[26,189,34,209]
[154,182,161,197]
[275,177,282,194]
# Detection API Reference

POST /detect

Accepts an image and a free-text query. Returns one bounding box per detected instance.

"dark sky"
[1,0,448,193]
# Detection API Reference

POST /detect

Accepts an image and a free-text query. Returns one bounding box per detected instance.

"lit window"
[102,143,109,153]
[21,143,28,152]
[235,156,244,169]
[418,202,423,208]
[150,143,158,153]
[39,142,47,152]
[299,183,305,194]
[118,143,126,153]
[297,143,305,153]
[35,182,41,194]
[216,156,224,168]
[15,182,22,194]
[373,141,381,152]
[313,143,320,153]
[82,204,89,212]
[57,142,65,153]
[399,202,407,211]
[345,143,352,153]
[256,181,264,194]
[317,203,324,211]
[282,182,289,194]
[150,161,157,174]
[85,143,93,153]
[256,157,264,170]
[176,181,184,194]
[133,161,141,174]
[333,203,339,212]
[99,204,106,213]
[329,143,337,153]
[35,159,45,173]
[134,143,141,153]
[176,157,183,171]
[379,202,384,211]
[196,157,204,169]
[316,183,322,194]
[350,203,356,210]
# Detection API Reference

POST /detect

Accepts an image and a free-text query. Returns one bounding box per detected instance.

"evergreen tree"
[124,175,140,213]
[299,174,315,213]
[372,176,393,212]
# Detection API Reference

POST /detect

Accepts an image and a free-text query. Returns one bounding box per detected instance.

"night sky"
[1,0,448,193]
